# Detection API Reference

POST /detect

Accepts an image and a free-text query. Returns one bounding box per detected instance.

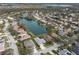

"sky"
[0,0,79,3]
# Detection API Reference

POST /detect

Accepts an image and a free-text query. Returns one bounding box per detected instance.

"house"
[34,37,46,45]
[58,49,76,55]
[72,42,79,55]
[44,35,53,41]
[34,37,46,50]
[13,25,31,41]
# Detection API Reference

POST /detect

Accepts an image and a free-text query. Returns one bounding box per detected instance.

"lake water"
[19,18,47,35]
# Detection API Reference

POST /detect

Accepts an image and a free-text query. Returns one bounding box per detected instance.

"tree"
[46,25,53,35]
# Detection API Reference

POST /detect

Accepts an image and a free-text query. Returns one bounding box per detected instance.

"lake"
[19,18,47,35]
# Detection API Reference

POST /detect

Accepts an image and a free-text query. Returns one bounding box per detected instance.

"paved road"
[34,43,60,55]
[30,40,38,54]
[3,19,19,55]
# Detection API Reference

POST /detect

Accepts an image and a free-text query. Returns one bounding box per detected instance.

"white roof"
[0,43,5,52]
[34,37,46,44]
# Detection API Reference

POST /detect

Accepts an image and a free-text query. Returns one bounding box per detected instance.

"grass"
[28,31,36,38]
[40,53,45,55]
[31,39,40,50]
[37,34,46,38]
[46,52,52,55]
[44,41,54,47]
[8,26,18,36]
[52,50,58,54]
[16,41,27,55]
[3,49,14,55]
[27,31,40,50]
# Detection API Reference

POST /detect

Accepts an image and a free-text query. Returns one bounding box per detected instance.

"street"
[3,18,19,55]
